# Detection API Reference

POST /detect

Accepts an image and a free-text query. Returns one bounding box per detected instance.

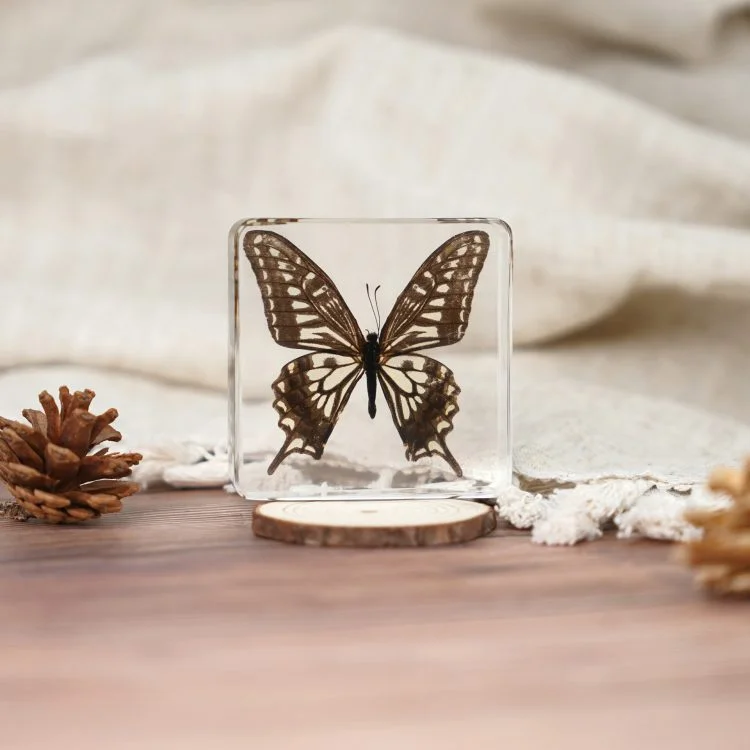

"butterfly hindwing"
[244,230,364,355]
[268,352,363,474]
[377,354,462,477]
[379,230,489,356]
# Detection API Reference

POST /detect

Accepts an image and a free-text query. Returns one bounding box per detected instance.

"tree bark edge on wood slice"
[251,499,497,548]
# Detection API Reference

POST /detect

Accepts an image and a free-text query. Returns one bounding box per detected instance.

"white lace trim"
[132,444,733,545]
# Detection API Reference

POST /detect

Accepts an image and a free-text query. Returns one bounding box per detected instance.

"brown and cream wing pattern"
[377,353,463,477]
[378,230,489,357]
[243,230,364,356]
[244,227,490,477]
[267,352,364,474]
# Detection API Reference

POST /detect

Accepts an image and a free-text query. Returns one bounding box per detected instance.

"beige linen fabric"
[1,0,750,542]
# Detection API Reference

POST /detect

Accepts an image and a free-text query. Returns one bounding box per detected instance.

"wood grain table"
[1,489,748,750]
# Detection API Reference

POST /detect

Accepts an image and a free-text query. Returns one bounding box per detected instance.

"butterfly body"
[363,331,380,419]
[244,228,490,478]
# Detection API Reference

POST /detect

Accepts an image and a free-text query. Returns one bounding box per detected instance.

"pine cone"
[682,459,750,596]
[0,387,142,524]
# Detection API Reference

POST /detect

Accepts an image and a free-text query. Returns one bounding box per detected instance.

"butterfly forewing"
[268,352,363,473]
[244,230,364,355]
[377,354,463,477]
[379,230,489,356]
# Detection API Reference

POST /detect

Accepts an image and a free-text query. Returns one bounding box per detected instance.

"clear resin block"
[229,218,512,502]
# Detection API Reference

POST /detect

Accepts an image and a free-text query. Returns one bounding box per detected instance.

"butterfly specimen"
[244,229,489,477]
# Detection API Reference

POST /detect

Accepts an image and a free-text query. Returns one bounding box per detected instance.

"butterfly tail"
[267,439,296,475]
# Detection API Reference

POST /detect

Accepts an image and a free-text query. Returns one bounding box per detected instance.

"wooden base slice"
[251,499,497,548]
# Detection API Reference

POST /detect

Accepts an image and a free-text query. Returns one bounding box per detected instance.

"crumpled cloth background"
[2,0,750,543]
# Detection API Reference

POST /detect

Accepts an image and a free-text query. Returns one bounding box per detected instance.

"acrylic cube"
[229,218,512,502]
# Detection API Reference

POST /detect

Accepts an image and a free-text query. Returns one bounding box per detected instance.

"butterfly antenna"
[374,284,382,333]
[366,283,380,334]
